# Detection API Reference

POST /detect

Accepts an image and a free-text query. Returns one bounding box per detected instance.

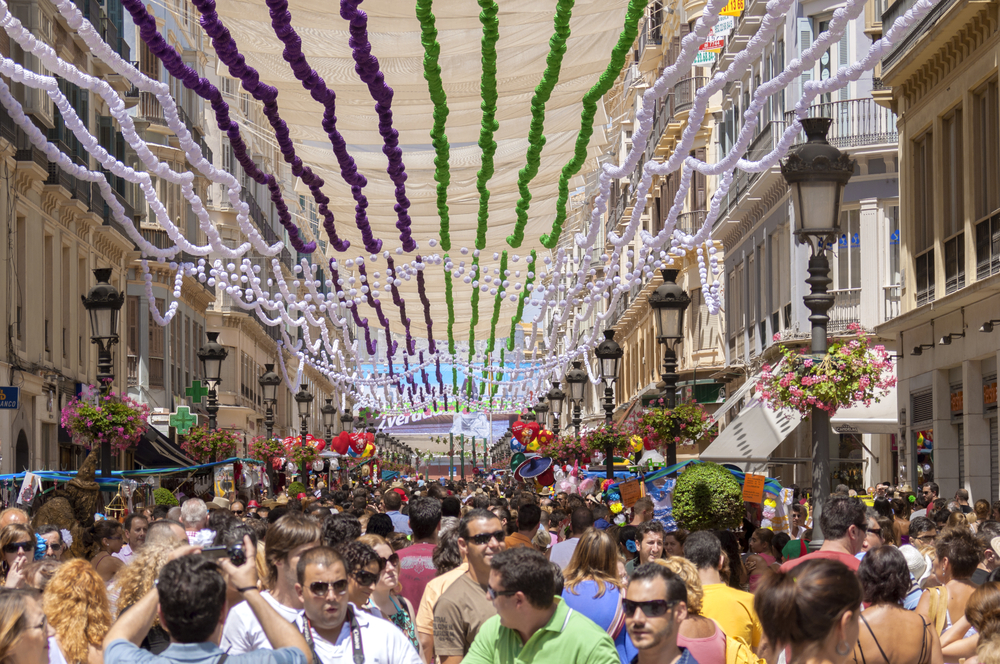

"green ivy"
[672,462,744,531]
[287,481,308,497]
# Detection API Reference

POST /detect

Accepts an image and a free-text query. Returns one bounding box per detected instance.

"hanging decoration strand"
[473,0,500,250]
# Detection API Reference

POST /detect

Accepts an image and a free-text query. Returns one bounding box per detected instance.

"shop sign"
[951,389,963,415]
[0,387,19,409]
[985,378,997,410]
[693,50,716,65]
[721,0,744,16]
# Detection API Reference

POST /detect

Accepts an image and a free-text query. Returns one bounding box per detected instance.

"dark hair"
[459,509,501,540]
[924,482,939,497]
[872,498,893,520]
[323,512,362,548]
[858,546,910,605]
[123,512,149,532]
[636,520,665,542]
[432,527,462,576]
[151,505,171,520]
[819,495,867,540]
[296,546,345,585]
[550,510,567,526]
[157,556,227,642]
[570,506,594,535]
[932,509,952,527]
[684,531,722,570]
[34,524,62,542]
[910,516,936,537]
[207,511,233,534]
[754,559,862,650]
[471,494,491,510]
[772,532,791,562]
[492,506,514,535]
[441,496,462,518]
[551,562,564,596]
[383,490,403,511]
[213,519,257,549]
[936,527,981,579]
[714,530,745,589]
[890,497,910,520]
[517,504,542,531]
[631,562,689,604]
[338,540,384,575]
[82,519,121,549]
[791,504,805,516]
[408,498,442,540]
[267,505,290,525]
[366,514,394,538]
[618,525,638,560]
[490,547,555,608]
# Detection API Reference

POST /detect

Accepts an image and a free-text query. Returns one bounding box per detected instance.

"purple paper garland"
[414,257,437,354]
[340,0,416,252]
[354,260,399,362]
[121,0,316,255]
[385,257,416,355]
[191,0,348,252]
[265,0,385,254]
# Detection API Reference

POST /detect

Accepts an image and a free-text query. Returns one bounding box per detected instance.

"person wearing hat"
[207,496,231,512]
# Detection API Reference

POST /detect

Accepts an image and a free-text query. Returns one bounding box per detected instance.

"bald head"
[0,508,28,530]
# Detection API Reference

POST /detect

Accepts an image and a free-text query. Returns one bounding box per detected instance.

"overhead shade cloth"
[830,393,899,435]
[699,396,802,467]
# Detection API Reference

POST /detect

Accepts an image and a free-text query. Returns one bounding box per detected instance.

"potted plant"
[60,387,150,455]
[580,421,631,461]
[181,425,240,464]
[672,462,744,531]
[760,323,896,417]
[636,401,718,451]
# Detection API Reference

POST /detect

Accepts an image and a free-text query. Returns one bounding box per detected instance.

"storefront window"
[831,434,865,491]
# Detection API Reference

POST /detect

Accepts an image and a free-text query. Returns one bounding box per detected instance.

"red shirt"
[779,549,861,573]
[397,542,437,609]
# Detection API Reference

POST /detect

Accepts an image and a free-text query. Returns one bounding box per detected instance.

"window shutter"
[838,32,849,100]
[798,18,813,95]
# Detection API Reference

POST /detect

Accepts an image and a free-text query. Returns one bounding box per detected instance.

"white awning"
[700,396,803,467]
[830,392,899,435]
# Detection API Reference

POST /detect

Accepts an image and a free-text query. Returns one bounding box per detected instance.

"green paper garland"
[539,0,646,249]
[416,0,453,251]
[474,0,500,250]
[485,251,508,353]
[506,250,537,351]
[443,255,456,355]
[505,0,575,249]
[468,255,481,364]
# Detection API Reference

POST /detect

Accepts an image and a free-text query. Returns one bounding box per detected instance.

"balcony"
[828,288,861,332]
[675,210,707,236]
[14,127,48,171]
[883,285,901,322]
[127,354,139,387]
[138,91,166,126]
[140,226,171,249]
[637,2,664,72]
[881,0,960,76]
[673,77,708,116]
[785,98,898,150]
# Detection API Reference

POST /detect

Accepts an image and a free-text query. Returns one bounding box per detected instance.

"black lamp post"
[534,398,549,431]
[341,407,354,434]
[321,398,337,451]
[197,332,228,431]
[81,268,125,478]
[547,382,565,435]
[376,431,388,459]
[566,360,587,436]
[780,116,855,551]
[294,384,313,485]
[594,329,623,479]
[258,364,281,495]
[648,268,691,467]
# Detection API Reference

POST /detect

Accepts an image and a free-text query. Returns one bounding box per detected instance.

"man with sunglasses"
[462,547,619,664]
[295,546,422,664]
[433,509,506,664]
[623,563,696,664]
[855,510,885,561]
[231,501,247,519]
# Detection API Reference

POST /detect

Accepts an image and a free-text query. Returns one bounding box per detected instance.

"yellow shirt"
[700,582,763,650]
[415,562,469,635]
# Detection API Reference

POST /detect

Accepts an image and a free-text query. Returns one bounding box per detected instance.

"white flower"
[60,529,73,547]
[191,529,216,548]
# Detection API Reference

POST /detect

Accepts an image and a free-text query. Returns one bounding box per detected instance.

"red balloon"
[511,420,526,442]
[524,422,540,445]
[349,432,366,454]
[330,432,350,455]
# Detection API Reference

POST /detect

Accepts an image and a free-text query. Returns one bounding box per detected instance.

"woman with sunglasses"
[339,540,385,611]
[82,520,124,584]
[0,588,53,664]
[358,534,420,652]
[1,524,35,589]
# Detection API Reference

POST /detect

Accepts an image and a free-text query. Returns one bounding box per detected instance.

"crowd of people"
[2,477,1000,664]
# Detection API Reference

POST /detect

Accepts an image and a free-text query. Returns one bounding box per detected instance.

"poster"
[214,463,234,498]
[17,472,40,505]
[721,0,744,16]
[620,479,642,508]
[743,474,766,503]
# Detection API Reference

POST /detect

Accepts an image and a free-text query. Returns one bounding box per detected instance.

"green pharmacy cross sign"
[186,380,209,404]
[170,406,197,435]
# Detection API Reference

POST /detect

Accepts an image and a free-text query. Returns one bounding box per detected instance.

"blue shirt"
[386,510,412,536]
[630,646,699,664]
[105,639,306,664]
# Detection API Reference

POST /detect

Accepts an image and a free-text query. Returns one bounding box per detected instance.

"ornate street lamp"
[648,268,691,467]
[81,268,125,477]
[566,360,587,436]
[594,330,623,479]
[321,398,337,450]
[197,332,228,431]
[547,382,565,435]
[780,116,855,551]
[375,430,388,458]
[534,398,549,431]
[341,407,355,434]
[258,364,281,495]
[294,384,313,484]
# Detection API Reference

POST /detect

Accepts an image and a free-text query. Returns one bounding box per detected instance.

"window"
[770,225,790,334]
[916,250,935,307]
[976,214,1000,279]
[149,299,165,388]
[942,109,965,294]
[945,234,965,294]
[689,288,718,350]
[888,205,900,285]
[913,132,935,305]
[974,79,999,221]
[836,208,862,290]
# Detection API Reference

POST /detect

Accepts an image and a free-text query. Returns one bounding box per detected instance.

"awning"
[135,427,195,468]
[699,396,803,466]
[830,392,899,435]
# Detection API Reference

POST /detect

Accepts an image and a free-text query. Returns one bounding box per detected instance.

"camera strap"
[302,608,365,664]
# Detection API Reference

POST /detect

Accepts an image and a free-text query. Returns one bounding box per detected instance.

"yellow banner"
[721,0,744,16]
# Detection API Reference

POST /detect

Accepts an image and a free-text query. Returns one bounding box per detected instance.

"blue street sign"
[0,387,19,409]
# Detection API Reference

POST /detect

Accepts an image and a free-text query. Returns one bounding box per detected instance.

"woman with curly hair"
[109,541,181,653]
[42,559,109,664]
[0,588,51,664]
[338,540,384,609]
[1,524,35,589]
[82,520,124,584]
[357,534,419,651]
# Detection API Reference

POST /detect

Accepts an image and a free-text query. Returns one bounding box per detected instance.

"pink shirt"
[677,620,727,664]
[397,542,436,609]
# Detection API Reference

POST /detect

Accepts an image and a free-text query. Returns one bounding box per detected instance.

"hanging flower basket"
[759,324,896,418]
[249,435,286,466]
[538,434,592,464]
[636,401,718,450]
[580,421,631,459]
[60,387,150,455]
[287,440,319,467]
[181,425,240,464]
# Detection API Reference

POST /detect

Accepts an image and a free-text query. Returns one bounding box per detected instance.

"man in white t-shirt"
[296,545,422,664]
[222,512,322,653]
[550,507,593,570]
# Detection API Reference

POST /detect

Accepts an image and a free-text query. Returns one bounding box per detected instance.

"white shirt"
[550,537,580,570]
[307,605,422,664]
[112,544,134,565]
[221,591,304,654]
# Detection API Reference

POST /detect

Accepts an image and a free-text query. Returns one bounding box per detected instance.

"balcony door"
[830,208,861,331]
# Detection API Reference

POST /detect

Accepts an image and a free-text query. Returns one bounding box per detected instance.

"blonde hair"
[0,588,41,664]
[357,534,389,550]
[112,541,182,623]
[43,560,111,664]
[563,529,621,599]
[655,556,704,614]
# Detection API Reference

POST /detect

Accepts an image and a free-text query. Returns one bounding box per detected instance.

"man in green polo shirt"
[462,548,620,664]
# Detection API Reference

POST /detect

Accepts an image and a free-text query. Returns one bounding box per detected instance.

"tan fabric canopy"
[211,0,630,339]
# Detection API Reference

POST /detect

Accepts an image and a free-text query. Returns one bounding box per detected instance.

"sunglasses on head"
[2,541,32,554]
[623,599,679,617]
[379,553,399,567]
[309,579,349,597]
[353,570,380,586]
[467,530,505,546]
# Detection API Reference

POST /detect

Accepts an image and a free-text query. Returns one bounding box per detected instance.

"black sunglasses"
[2,541,32,554]
[379,553,400,567]
[352,570,380,586]
[623,599,679,617]
[467,530,505,546]
[231,510,244,515]
[487,585,518,600]
[868,527,883,537]
[309,579,349,596]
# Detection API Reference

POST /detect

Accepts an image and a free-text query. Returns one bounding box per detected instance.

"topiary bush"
[672,462,744,531]
[286,481,307,497]
[153,487,179,506]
